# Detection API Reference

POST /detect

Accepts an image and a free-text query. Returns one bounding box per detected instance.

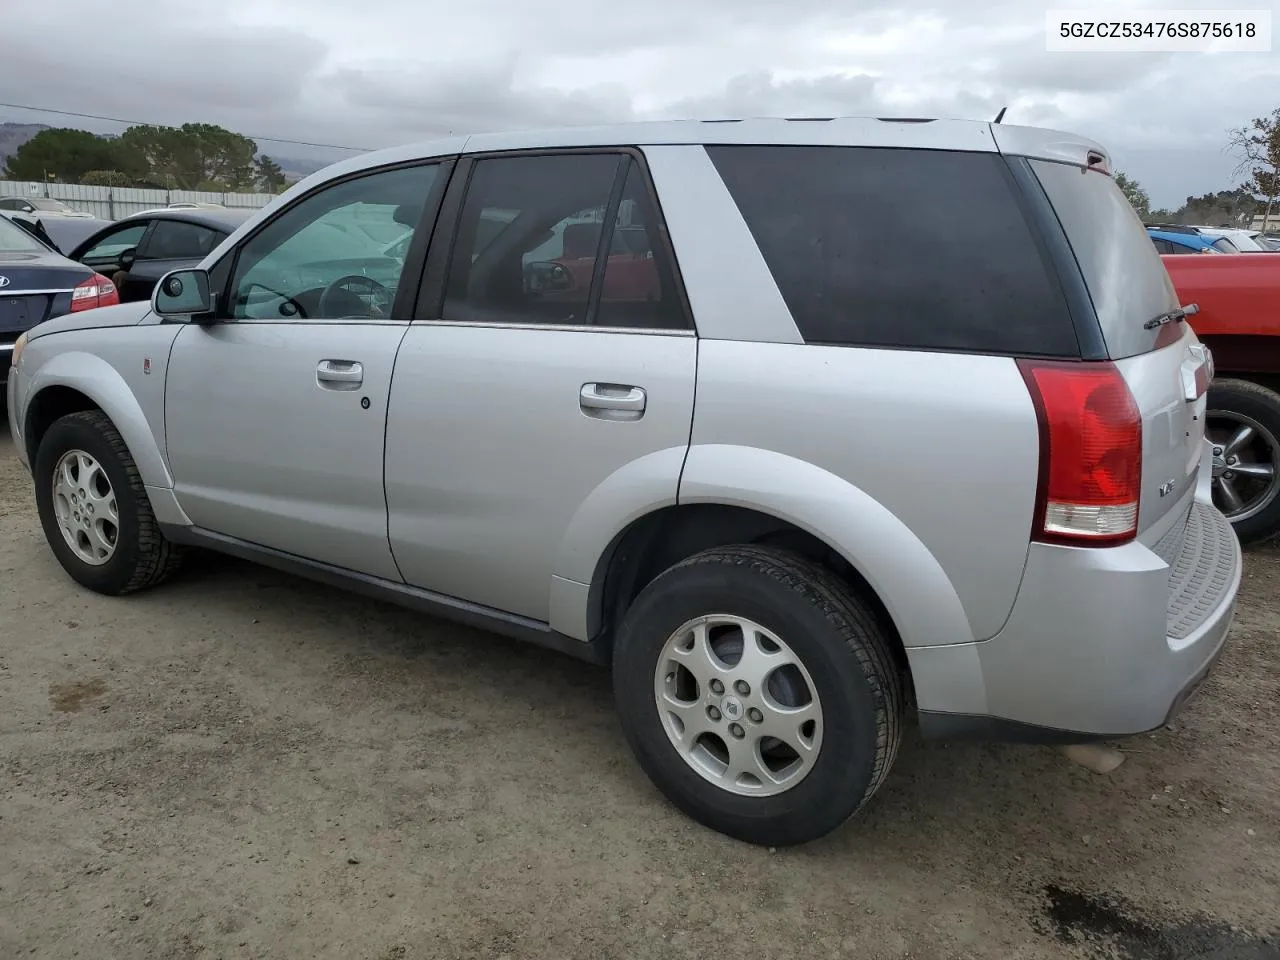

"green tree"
[1229,108,1280,229]
[79,170,133,187]
[1174,188,1256,227]
[118,122,258,190]
[1113,171,1151,219]
[3,128,141,182]
[255,155,286,192]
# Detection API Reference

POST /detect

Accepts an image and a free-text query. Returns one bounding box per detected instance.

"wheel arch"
[574,445,975,669]
[22,352,172,489]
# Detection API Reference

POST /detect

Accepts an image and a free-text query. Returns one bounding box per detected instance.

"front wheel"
[612,545,905,846]
[33,410,184,595]
[1206,378,1280,545]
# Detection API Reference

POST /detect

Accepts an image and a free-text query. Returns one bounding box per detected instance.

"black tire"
[1206,378,1280,545]
[612,544,905,847]
[33,409,184,595]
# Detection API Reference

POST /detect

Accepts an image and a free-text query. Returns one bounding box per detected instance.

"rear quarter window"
[706,145,1079,357]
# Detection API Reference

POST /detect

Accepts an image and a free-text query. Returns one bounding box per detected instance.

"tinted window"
[1151,238,1176,254]
[444,153,620,326]
[229,163,440,320]
[594,161,688,330]
[79,222,148,261]
[1032,159,1179,360]
[142,220,222,259]
[708,146,1077,355]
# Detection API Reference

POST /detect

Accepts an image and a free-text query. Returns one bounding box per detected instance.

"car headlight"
[11,331,27,368]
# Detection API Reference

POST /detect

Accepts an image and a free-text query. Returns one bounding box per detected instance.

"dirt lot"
[1,425,1277,960]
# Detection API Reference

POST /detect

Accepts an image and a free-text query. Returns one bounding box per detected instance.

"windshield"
[0,215,49,253]
[1031,159,1180,359]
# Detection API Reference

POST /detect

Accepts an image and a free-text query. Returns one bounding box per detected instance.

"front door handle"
[317,359,363,389]
[580,383,646,418]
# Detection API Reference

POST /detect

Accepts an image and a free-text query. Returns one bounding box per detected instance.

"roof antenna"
[993,106,1008,124]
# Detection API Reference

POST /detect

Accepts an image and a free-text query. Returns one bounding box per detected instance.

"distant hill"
[0,120,334,187]
[0,122,51,169]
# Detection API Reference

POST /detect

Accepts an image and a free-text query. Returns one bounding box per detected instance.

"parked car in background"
[0,209,113,257]
[134,201,232,216]
[64,207,253,302]
[1162,251,1280,543]
[0,196,95,218]
[7,118,1239,846]
[1192,226,1279,252]
[0,213,117,384]
[1147,224,1238,254]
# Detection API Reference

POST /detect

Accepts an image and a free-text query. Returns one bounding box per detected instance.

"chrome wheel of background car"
[653,614,823,798]
[1207,411,1280,523]
[51,449,119,566]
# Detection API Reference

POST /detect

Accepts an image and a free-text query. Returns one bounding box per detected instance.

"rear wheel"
[1206,378,1280,545]
[34,410,184,595]
[612,545,904,846]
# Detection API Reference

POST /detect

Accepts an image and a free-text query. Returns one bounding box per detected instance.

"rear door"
[384,150,696,623]
[1030,159,1207,540]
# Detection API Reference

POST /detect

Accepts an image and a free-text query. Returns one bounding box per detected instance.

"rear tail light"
[70,273,120,313]
[1018,359,1143,546]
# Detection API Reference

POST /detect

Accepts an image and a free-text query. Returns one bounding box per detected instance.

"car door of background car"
[122,219,226,302]
[384,150,696,625]
[69,220,153,277]
[163,159,452,580]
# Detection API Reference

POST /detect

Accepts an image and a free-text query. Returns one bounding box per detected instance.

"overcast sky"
[3,0,1278,208]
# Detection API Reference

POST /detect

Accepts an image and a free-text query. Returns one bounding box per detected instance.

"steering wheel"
[318,274,392,318]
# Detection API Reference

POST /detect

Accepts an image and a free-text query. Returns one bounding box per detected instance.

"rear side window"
[1031,160,1179,360]
[707,145,1079,356]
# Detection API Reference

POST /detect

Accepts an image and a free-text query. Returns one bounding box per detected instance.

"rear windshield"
[0,215,47,253]
[1031,159,1180,359]
[706,145,1079,357]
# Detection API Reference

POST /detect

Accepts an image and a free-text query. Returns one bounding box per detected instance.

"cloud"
[2,0,1278,206]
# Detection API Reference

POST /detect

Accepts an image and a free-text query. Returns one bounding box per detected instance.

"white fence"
[0,181,276,221]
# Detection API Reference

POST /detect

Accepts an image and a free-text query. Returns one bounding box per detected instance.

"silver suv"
[5,118,1241,846]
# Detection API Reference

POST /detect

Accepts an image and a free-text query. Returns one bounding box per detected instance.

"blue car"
[1146,225,1238,254]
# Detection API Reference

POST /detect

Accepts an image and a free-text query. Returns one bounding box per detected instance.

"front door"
[122,218,226,302]
[164,161,449,579]
[385,151,696,622]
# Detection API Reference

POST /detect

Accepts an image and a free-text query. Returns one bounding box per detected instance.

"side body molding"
[678,444,976,649]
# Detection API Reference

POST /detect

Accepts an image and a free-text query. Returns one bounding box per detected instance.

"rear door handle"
[317,359,363,389]
[580,383,646,415]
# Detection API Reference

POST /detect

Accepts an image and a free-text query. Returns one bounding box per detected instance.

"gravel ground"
[1,424,1277,960]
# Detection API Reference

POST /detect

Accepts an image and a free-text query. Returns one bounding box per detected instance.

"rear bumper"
[908,495,1241,741]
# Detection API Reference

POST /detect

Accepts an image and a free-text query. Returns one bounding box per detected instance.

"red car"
[1163,251,1280,542]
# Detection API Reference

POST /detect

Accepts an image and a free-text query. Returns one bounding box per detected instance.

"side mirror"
[117,246,137,269]
[153,268,214,318]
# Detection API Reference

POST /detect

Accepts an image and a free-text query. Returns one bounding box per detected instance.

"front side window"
[79,223,148,261]
[143,220,222,260]
[228,163,440,320]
